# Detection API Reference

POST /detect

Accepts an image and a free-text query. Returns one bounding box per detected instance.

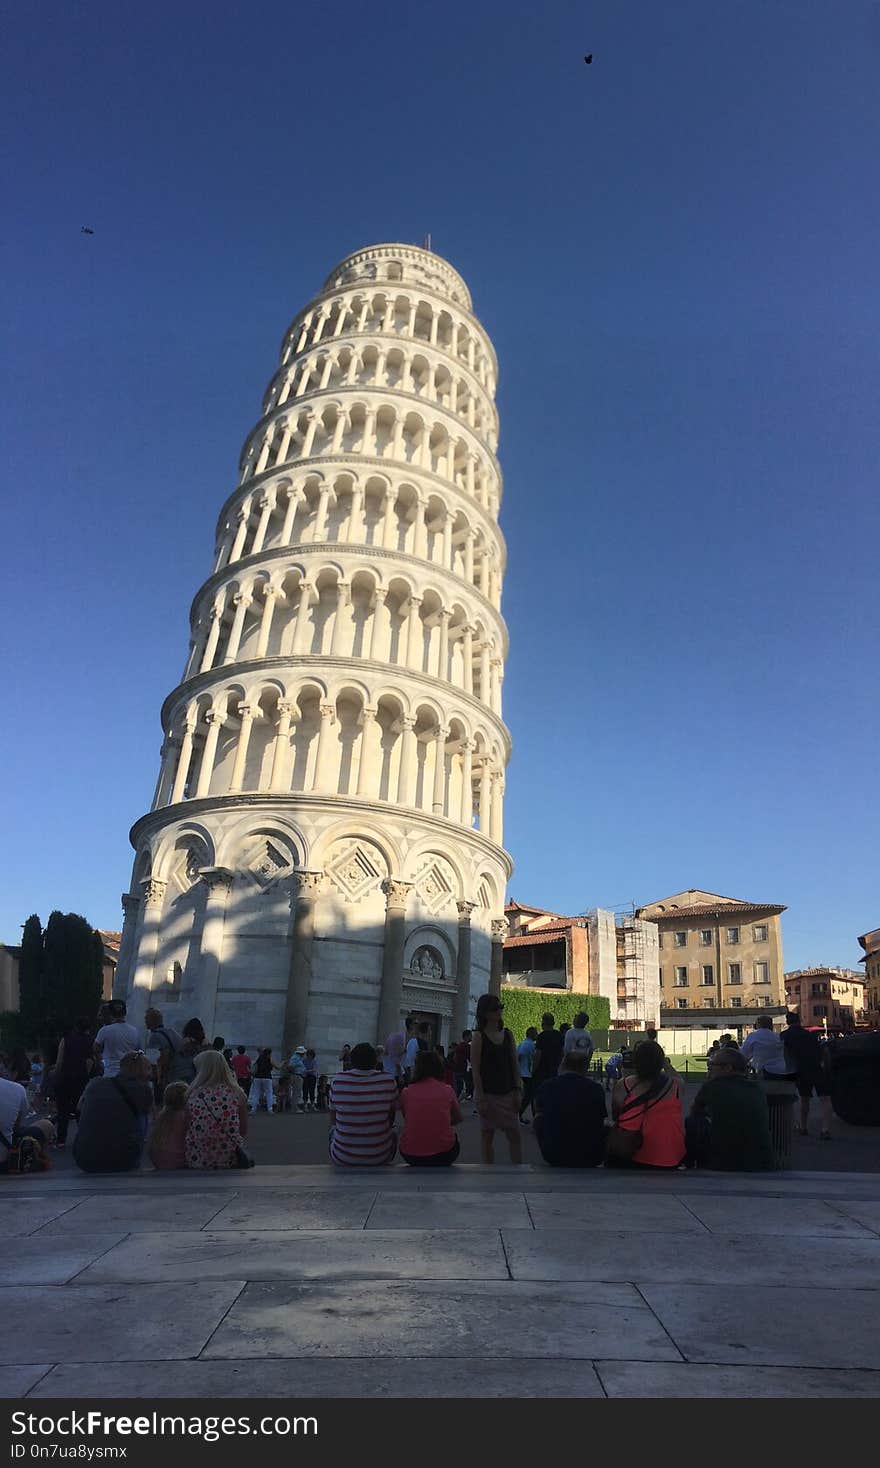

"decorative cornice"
[161,654,512,753]
[215,449,505,549]
[128,792,513,878]
[290,869,324,900]
[381,878,412,909]
[191,537,507,641]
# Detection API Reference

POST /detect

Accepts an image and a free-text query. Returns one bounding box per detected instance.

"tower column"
[357,706,381,797]
[128,879,168,1030]
[329,580,350,656]
[489,919,507,999]
[370,587,391,662]
[269,700,295,791]
[196,867,233,1038]
[432,726,449,814]
[282,871,324,1056]
[170,718,197,804]
[406,595,423,670]
[454,901,476,1036]
[251,493,275,553]
[462,624,474,695]
[280,488,301,545]
[194,710,224,799]
[255,585,278,658]
[396,717,417,805]
[459,739,474,826]
[228,705,255,793]
[224,593,252,663]
[377,879,412,1045]
[314,702,337,790]
[292,581,313,653]
[199,606,224,672]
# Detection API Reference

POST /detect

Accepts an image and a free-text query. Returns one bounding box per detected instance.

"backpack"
[0,1129,49,1175]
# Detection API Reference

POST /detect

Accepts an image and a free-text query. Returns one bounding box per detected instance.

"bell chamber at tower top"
[147,243,510,849]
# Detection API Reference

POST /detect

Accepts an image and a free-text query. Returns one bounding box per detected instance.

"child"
[148,1081,189,1170]
[275,1062,293,1113]
[316,1074,330,1112]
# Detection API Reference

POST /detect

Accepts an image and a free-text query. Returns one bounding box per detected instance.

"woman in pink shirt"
[398,1050,462,1166]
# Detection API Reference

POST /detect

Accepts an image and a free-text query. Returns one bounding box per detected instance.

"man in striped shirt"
[329,1043,399,1166]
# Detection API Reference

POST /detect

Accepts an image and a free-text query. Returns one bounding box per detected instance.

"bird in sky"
[584,54,593,64]
[81,226,94,234]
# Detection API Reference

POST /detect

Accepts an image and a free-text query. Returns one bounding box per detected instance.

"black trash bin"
[761,1080,797,1169]
[830,1033,880,1126]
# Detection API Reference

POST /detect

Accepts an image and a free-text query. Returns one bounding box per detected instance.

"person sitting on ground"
[471,994,522,1165]
[609,1040,686,1170]
[185,1050,249,1170]
[397,1049,462,1166]
[686,1046,776,1170]
[147,1081,189,1170]
[329,1042,398,1167]
[534,1051,607,1168]
[93,1002,140,1080]
[739,1016,792,1078]
[73,1051,154,1173]
[783,1011,833,1140]
[0,1073,30,1172]
[563,1011,594,1066]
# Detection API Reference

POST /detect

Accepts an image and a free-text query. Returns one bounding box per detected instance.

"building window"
[701,965,714,986]
[673,931,687,948]
[811,982,827,996]
[730,996,742,1008]
[657,931,663,949]
[700,929,712,947]
[658,970,663,987]
[813,1005,828,1018]
[676,998,688,1009]
[759,995,772,1008]
[728,962,742,985]
[726,926,740,944]
[754,962,770,985]
[674,967,688,987]
[753,924,768,942]
[702,997,714,1009]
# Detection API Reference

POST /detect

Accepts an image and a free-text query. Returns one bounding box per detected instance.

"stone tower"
[117,243,511,1064]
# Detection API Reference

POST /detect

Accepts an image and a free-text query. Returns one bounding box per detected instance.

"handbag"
[234,1145,255,1169]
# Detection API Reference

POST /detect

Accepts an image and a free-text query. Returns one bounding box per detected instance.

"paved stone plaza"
[3,1147,880,1399]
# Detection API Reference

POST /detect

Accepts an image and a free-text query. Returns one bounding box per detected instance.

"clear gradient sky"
[2,1,877,971]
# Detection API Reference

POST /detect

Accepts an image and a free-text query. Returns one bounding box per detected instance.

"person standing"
[532,1013,564,1088]
[51,1018,94,1148]
[249,1048,276,1114]
[563,1011,594,1067]
[451,1030,472,1099]
[230,1046,252,1096]
[302,1049,319,1110]
[739,1017,792,1079]
[94,1002,140,1079]
[517,1027,538,1121]
[471,994,522,1165]
[383,1017,412,1084]
[144,1008,192,1095]
[783,1012,833,1140]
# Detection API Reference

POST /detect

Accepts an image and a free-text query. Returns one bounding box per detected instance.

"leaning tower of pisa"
[117,243,511,1062]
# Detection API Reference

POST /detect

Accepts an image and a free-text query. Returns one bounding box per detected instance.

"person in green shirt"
[687,1047,776,1170]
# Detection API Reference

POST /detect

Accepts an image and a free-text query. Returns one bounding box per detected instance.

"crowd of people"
[0,997,844,1175]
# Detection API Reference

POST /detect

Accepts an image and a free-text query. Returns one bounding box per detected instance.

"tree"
[17,914,44,1042]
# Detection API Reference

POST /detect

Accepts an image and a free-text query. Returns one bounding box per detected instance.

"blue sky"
[2,1,877,971]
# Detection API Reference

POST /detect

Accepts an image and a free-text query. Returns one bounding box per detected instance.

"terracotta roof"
[505,900,559,917]
[641,902,785,922]
[503,929,570,949]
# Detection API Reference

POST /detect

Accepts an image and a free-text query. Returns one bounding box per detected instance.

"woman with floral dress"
[185,1050,248,1170]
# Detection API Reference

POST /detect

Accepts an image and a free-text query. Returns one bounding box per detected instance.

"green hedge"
[500,989,611,1044]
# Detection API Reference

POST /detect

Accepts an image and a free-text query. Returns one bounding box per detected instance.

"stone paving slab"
[826,1201,880,1236]
[525,1194,705,1231]
[0,1283,245,1363]
[34,1192,237,1234]
[27,1358,606,1399]
[77,1229,509,1283]
[596,1361,880,1397]
[680,1195,877,1237]
[207,1190,377,1231]
[366,1190,532,1230]
[639,1283,880,1369]
[0,1234,129,1286]
[0,1367,53,1399]
[502,1228,880,1285]
[202,1279,678,1362]
[0,1198,84,1235]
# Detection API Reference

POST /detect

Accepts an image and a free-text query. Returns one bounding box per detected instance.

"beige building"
[857,928,880,1023]
[784,966,865,1029]
[636,889,786,1031]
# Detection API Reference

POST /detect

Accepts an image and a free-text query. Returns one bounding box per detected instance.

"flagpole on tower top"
[423,232,432,251]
